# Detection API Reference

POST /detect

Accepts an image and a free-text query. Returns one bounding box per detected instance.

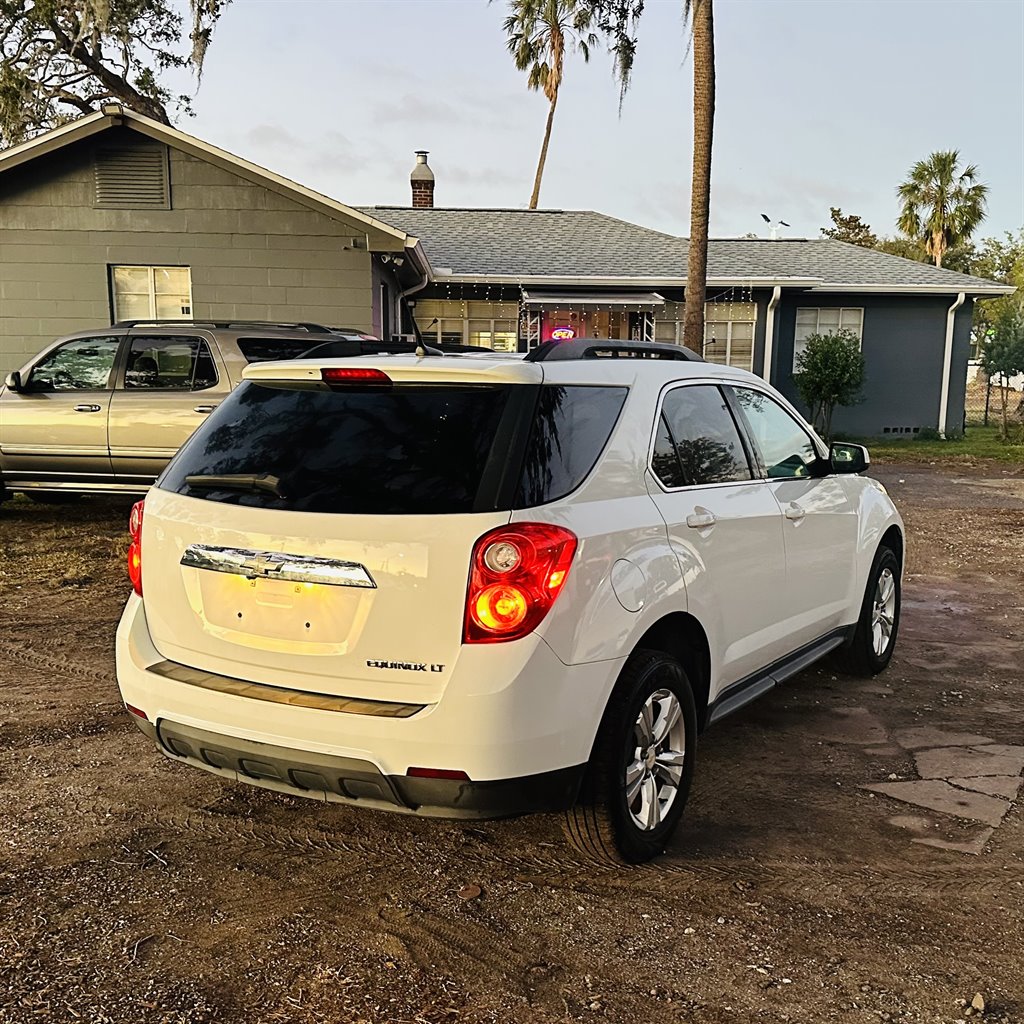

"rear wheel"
[563,650,697,865]
[837,546,901,677]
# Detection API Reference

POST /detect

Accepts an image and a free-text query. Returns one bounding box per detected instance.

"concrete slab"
[949,775,1023,800]
[893,726,994,750]
[863,780,1010,827]
[914,745,1024,781]
[913,828,995,856]
[811,707,889,746]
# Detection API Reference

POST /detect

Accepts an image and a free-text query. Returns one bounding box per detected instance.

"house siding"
[0,128,375,373]
[772,293,974,437]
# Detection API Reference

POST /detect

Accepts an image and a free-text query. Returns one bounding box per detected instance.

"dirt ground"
[0,461,1022,1024]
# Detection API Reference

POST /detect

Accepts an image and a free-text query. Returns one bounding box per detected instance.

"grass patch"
[855,425,1024,465]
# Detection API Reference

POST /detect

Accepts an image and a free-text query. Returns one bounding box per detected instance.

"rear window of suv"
[160,381,627,515]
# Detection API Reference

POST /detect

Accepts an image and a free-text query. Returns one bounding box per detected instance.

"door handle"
[784,504,806,522]
[686,509,717,530]
[73,404,102,413]
[193,404,218,414]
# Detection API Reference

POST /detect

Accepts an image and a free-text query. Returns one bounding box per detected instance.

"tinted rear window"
[161,382,516,515]
[516,386,627,506]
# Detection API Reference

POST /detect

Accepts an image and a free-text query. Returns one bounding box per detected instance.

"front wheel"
[563,650,697,865]
[837,546,901,677]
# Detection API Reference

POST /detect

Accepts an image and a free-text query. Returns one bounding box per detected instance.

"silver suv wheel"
[871,567,897,656]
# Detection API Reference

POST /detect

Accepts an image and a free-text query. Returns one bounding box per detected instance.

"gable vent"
[94,146,170,208]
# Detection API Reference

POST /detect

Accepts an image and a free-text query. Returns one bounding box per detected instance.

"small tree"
[792,329,865,440]
[979,301,1024,441]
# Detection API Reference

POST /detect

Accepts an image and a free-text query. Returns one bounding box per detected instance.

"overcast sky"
[186,0,1024,241]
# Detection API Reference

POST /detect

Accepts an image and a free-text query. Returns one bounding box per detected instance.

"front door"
[108,332,231,484]
[646,382,789,694]
[0,335,121,487]
[728,385,859,644]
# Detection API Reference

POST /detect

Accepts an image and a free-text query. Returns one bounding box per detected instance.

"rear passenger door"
[646,382,789,693]
[728,385,859,644]
[108,333,231,484]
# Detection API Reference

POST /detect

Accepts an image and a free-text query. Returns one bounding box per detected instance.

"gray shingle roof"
[358,207,1008,292]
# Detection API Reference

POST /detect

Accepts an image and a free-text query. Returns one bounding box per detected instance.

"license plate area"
[182,568,373,655]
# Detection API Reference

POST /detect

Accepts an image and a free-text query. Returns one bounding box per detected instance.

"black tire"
[25,492,81,505]
[563,649,698,865]
[836,546,901,677]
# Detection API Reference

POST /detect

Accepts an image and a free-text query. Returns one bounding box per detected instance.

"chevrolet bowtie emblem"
[242,554,286,578]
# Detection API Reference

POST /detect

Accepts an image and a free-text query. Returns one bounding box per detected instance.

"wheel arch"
[630,612,712,732]
[879,523,904,569]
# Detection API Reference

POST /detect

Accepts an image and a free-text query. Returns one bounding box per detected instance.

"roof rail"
[524,340,704,363]
[113,319,334,332]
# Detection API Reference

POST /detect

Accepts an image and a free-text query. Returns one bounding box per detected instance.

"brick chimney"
[410,150,435,208]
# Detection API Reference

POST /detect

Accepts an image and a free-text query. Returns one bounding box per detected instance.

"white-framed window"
[111,266,192,322]
[414,300,519,351]
[793,307,863,369]
[654,301,757,372]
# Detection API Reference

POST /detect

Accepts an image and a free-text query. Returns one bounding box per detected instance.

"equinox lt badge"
[367,660,445,673]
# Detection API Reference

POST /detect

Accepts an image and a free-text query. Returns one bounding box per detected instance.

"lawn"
[856,424,1024,465]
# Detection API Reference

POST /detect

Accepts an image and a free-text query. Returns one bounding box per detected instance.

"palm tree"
[589,0,714,354]
[503,0,598,210]
[896,150,989,268]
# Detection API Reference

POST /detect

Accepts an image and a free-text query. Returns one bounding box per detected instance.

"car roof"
[241,350,767,389]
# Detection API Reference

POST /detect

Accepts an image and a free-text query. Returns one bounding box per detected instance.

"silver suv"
[0,321,381,502]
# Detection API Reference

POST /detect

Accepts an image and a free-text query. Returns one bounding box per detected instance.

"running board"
[706,627,852,727]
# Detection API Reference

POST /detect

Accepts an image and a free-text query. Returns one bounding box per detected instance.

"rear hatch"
[140,358,628,704]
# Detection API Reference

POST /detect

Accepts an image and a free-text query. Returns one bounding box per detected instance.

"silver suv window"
[26,336,121,392]
[124,335,218,391]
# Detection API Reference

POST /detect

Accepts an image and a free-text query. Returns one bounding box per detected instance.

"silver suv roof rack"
[524,340,704,363]
[113,320,334,332]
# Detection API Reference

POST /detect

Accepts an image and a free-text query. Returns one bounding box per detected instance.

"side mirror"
[830,441,870,474]
[4,370,22,393]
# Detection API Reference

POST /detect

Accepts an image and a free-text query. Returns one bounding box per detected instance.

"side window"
[516,385,628,506]
[731,387,820,479]
[237,337,317,363]
[655,385,752,487]
[26,336,120,392]
[651,413,686,488]
[124,336,218,391]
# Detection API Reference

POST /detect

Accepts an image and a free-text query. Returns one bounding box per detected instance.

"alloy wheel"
[871,567,897,656]
[626,688,687,831]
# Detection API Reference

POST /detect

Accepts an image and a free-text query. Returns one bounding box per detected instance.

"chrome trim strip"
[148,660,426,718]
[180,544,377,589]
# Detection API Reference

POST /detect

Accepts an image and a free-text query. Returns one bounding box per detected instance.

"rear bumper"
[145,717,584,819]
[116,594,620,816]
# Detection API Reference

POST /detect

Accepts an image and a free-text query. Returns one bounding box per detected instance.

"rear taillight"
[321,367,391,385]
[127,499,144,596]
[463,523,577,644]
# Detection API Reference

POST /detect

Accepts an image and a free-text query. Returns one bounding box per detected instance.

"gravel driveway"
[0,461,1021,1024]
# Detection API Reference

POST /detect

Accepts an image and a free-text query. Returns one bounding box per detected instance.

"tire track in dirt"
[0,639,115,685]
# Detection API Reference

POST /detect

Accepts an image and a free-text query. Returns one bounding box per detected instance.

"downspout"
[938,291,966,437]
[762,286,782,382]
[399,241,432,344]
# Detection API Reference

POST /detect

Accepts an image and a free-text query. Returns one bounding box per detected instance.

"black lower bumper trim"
[152,718,586,820]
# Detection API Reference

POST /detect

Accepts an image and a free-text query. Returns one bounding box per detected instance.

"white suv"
[115,340,903,864]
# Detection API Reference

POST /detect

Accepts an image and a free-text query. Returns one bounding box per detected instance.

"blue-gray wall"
[767,292,974,437]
